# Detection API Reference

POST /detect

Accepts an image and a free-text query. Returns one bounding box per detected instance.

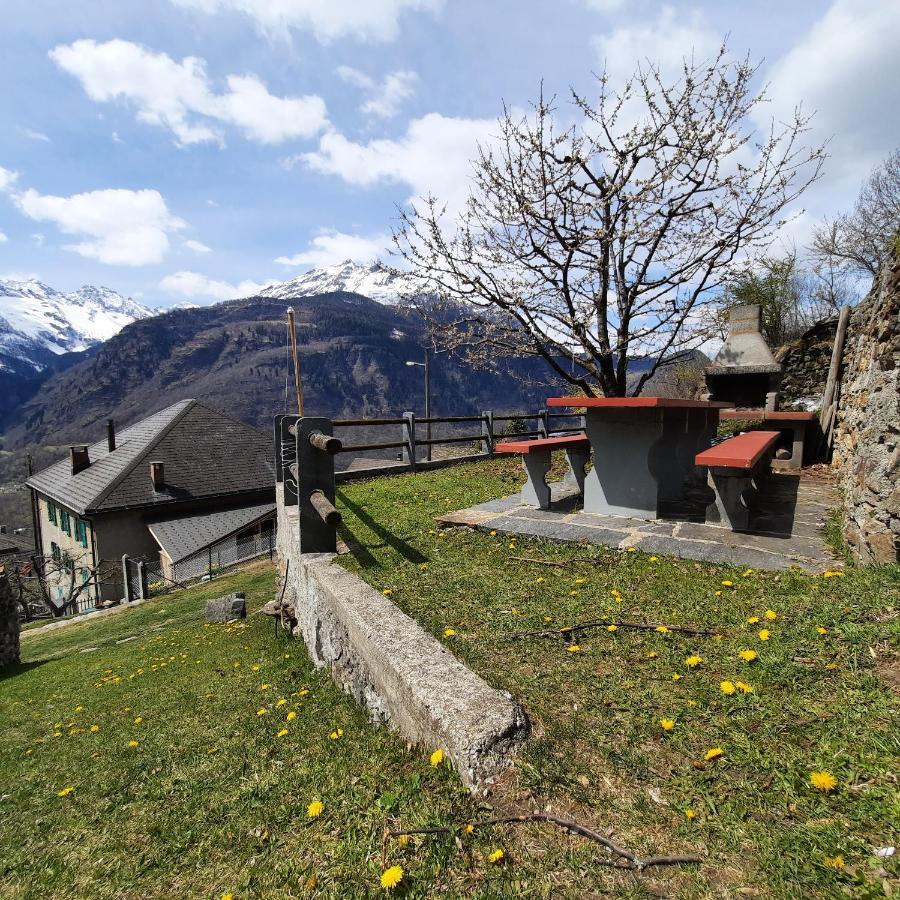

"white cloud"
[761,0,900,183]
[337,66,418,118]
[0,232,7,243]
[0,166,18,192]
[276,228,391,266]
[50,39,328,146]
[20,127,51,143]
[582,0,627,12]
[302,112,497,213]
[592,6,720,88]
[170,0,442,43]
[15,187,185,266]
[185,239,212,254]
[160,270,271,302]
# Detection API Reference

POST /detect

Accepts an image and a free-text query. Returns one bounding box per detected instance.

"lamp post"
[405,350,431,461]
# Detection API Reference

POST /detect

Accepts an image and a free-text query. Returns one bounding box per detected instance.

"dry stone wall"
[776,318,838,409]
[833,244,900,565]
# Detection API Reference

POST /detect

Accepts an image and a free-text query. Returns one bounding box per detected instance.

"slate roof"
[26,400,274,515]
[0,532,26,556]
[147,501,275,563]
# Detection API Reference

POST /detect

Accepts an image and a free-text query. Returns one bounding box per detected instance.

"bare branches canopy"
[394,46,825,396]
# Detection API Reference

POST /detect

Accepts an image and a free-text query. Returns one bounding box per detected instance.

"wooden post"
[819,305,851,426]
[287,307,304,416]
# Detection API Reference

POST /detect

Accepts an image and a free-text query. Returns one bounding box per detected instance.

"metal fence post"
[122,555,133,603]
[481,410,495,457]
[402,411,417,469]
[137,560,148,600]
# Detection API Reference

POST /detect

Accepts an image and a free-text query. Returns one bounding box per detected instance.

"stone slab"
[205,592,247,623]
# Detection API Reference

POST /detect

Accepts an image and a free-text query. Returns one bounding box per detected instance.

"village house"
[26,399,275,609]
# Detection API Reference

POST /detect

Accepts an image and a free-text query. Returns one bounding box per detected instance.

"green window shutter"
[75,519,88,548]
[51,541,60,562]
[47,501,57,525]
[81,568,90,584]
[60,510,71,536]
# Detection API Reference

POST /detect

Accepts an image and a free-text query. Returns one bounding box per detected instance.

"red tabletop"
[547,397,733,409]
[696,431,781,469]
[719,410,816,421]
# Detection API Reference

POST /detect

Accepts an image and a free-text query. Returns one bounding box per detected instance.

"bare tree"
[812,146,900,279]
[10,552,113,619]
[394,47,824,397]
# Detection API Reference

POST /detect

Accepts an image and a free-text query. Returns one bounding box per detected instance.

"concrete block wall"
[275,483,529,788]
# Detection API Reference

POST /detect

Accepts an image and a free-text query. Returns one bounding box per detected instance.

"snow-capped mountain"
[0,279,154,370]
[259,260,412,305]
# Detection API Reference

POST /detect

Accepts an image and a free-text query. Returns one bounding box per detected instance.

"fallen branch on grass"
[383,812,701,872]
[505,620,718,640]
[507,556,569,567]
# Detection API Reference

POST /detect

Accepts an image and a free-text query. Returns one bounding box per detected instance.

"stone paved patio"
[438,471,844,572]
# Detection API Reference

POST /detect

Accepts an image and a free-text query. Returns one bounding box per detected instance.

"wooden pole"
[287,306,304,416]
[819,305,850,427]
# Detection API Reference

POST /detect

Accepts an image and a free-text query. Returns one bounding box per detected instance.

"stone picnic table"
[546,397,733,520]
[718,409,817,470]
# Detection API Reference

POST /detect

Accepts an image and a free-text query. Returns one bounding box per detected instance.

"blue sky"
[0,0,897,307]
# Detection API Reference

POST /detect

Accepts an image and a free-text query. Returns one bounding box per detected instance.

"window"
[47,500,57,526]
[59,509,71,536]
[74,518,88,549]
[50,541,60,562]
[81,568,90,585]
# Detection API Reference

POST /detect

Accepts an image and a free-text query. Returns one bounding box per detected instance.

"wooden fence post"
[481,411,494,457]
[402,412,417,469]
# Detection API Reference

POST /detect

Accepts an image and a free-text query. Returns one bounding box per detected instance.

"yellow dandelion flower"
[742,569,754,577]
[74,705,84,712]
[57,786,75,797]
[649,556,658,562]
[739,649,758,662]
[286,710,297,721]
[299,688,310,697]
[252,664,260,671]
[817,626,828,635]
[488,848,505,864]
[764,609,777,620]
[430,748,445,767]
[824,855,845,869]
[735,681,754,694]
[307,799,324,818]
[758,629,770,641]
[275,698,287,707]
[260,683,271,691]
[256,708,268,716]
[382,589,393,597]
[536,576,545,583]
[720,681,737,695]
[397,834,410,847]
[607,624,617,632]
[747,616,760,624]
[489,530,497,536]
[685,655,703,668]
[626,547,637,553]
[329,728,343,740]
[647,650,658,658]
[569,590,579,596]
[825,662,838,670]
[703,747,724,762]
[672,673,682,681]
[133,716,143,725]
[127,740,139,749]
[380,865,404,890]
[809,770,837,792]
[660,718,675,731]
[464,824,474,834]
[443,628,456,637]
[721,580,733,587]
[685,809,696,820]
[575,577,586,584]
[276,728,289,738]
[567,645,581,653]
[90,725,100,733]
[655,625,669,633]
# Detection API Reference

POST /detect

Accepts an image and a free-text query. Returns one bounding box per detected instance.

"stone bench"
[696,431,780,531]
[495,434,590,509]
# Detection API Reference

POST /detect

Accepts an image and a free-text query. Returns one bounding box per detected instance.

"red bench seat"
[695,431,780,470]
[495,434,588,454]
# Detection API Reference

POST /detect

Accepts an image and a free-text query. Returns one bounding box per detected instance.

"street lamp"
[406,349,431,461]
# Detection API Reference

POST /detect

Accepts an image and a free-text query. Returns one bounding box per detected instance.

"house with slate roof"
[27,399,275,608]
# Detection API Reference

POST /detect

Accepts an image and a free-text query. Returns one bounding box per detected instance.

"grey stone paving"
[438,472,844,572]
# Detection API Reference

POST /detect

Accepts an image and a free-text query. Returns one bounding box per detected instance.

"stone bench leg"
[563,448,589,496]
[520,451,552,509]
[705,468,756,531]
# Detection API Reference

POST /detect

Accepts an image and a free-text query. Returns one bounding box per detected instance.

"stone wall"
[0,572,20,670]
[776,318,839,410]
[832,244,900,565]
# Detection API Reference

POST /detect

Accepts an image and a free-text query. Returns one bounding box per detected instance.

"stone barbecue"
[705,305,782,410]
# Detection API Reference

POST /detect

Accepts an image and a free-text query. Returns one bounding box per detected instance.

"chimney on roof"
[107,419,116,452]
[149,461,165,491]
[70,445,90,475]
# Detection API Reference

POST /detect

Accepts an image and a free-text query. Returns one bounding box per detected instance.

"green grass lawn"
[334,457,900,898]
[2,457,898,899]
